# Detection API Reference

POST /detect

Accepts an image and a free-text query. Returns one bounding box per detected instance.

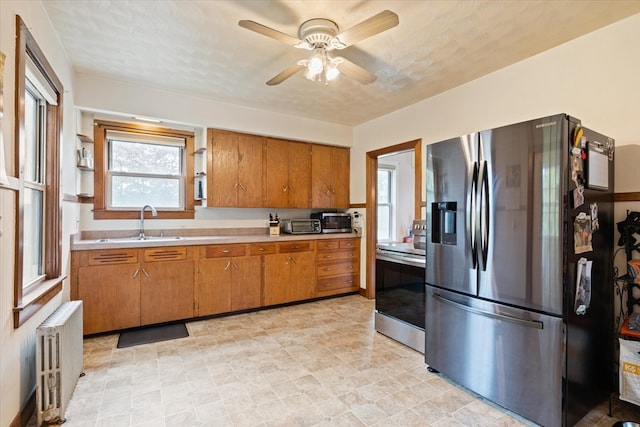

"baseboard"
[10,389,35,427]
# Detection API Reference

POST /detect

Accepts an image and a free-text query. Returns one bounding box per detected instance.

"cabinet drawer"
[249,243,276,256]
[317,240,341,251]
[317,239,357,251]
[317,249,358,262]
[88,249,138,265]
[205,244,246,258]
[317,274,359,293]
[339,239,357,249]
[317,261,357,277]
[144,247,187,262]
[279,241,313,253]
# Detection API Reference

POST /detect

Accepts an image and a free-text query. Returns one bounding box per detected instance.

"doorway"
[364,139,422,298]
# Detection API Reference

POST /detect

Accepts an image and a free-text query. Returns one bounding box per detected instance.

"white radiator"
[36,301,84,426]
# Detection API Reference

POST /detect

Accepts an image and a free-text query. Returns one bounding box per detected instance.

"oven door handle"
[376,253,426,268]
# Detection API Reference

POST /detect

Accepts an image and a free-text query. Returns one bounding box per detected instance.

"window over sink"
[107,132,184,209]
[93,120,195,219]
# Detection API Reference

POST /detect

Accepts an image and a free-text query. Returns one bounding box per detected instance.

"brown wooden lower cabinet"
[71,237,360,335]
[316,238,360,297]
[78,262,141,335]
[141,257,194,325]
[197,244,262,316]
[264,241,316,306]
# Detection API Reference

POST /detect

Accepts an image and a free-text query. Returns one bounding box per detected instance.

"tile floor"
[48,295,639,426]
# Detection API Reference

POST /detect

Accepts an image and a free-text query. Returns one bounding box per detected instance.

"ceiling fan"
[238,10,399,85]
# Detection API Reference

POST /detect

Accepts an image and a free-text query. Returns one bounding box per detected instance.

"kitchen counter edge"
[71,232,362,251]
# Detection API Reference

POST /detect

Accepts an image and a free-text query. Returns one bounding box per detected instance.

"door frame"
[365,139,422,298]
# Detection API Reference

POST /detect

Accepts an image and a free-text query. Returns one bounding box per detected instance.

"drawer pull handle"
[259,247,265,251]
[222,250,230,253]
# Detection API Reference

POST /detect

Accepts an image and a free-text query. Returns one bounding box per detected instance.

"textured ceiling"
[42,1,640,126]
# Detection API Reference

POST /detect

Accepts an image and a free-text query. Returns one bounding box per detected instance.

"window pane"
[378,205,390,240]
[111,176,181,208]
[24,89,40,183]
[110,140,181,175]
[23,188,44,284]
[377,170,389,203]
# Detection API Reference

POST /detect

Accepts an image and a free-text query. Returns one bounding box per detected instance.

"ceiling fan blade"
[238,20,301,46]
[335,10,399,47]
[266,63,305,85]
[336,58,377,84]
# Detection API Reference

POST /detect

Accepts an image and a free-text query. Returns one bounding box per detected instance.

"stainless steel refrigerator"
[425,114,615,427]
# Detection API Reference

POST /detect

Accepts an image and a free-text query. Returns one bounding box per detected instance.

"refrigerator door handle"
[466,162,479,269]
[478,160,490,271]
[432,293,544,330]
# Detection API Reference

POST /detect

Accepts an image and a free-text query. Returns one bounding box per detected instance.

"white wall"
[74,73,353,148]
[0,1,78,426]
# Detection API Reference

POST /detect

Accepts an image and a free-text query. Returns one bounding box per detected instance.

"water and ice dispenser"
[431,202,457,245]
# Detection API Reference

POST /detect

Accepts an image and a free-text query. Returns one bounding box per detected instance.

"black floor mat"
[117,323,188,348]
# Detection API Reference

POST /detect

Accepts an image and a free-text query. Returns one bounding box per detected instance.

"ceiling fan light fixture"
[301,46,341,83]
[325,62,340,81]
[308,48,325,74]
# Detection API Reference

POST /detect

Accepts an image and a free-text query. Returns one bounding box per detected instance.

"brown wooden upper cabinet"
[311,145,350,209]
[265,138,311,208]
[206,128,349,209]
[208,129,264,207]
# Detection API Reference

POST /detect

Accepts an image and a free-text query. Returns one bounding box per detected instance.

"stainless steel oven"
[375,242,425,353]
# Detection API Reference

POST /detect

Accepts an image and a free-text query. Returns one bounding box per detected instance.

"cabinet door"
[209,130,239,207]
[288,141,311,208]
[331,147,350,208]
[265,138,290,208]
[289,251,316,301]
[198,258,232,316]
[237,133,264,207]
[78,263,141,334]
[231,256,262,311]
[141,259,194,325]
[311,144,332,208]
[263,253,291,306]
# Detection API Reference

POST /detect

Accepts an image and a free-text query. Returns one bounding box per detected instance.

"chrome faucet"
[139,205,158,239]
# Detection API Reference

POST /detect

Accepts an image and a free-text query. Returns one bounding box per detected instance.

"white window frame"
[377,164,397,242]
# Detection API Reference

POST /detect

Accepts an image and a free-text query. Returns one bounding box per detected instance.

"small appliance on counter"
[310,212,352,233]
[281,219,321,234]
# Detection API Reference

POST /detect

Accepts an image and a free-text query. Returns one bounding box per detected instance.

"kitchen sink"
[95,236,184,243]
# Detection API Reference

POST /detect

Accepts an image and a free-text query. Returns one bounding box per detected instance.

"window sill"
[13,276,64,328]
